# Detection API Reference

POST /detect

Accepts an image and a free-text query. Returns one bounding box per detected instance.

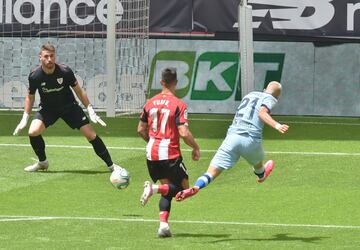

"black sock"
[254,171,265,179]
[29,135,46,162]
[89,135,113,167]
[167,183,182,197]
[159,195,172,212]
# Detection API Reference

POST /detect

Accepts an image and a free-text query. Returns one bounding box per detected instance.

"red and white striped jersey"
[140,92,188,161]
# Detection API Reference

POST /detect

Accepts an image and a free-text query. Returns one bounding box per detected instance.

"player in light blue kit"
[176,81,289,201]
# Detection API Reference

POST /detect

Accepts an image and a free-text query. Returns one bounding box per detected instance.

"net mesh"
[0,0,149,113]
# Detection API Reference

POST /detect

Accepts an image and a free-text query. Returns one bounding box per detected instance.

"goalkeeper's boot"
[257,160,275,183]
[175,186,199,202]
[140,181,153,206]
[24,160,49,172]
[158,224,172,238]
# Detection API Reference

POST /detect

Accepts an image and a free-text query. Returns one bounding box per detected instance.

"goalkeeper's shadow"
[43,169,109,175]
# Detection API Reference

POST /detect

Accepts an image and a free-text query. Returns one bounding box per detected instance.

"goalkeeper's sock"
[29,135,46,162]
[254,166,265,179]
[194,173,213,189]
[89,135,113,167]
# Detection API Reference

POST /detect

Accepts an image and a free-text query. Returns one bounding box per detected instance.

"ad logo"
[234,0,335,30]
[0,0,123,26]
[192,52,238,100]
[148,51,285,101]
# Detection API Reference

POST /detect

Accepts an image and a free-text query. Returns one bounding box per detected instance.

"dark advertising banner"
[193,0,238,32]
[194,0,360,39]
[1,0,360,39]
[0,0,121,36]
[0,0,192,37]
[150,0,192,32]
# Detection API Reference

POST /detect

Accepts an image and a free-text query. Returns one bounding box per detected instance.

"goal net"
[0,0,149,115]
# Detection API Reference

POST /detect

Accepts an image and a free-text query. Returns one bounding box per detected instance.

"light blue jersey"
[211,91,278,169]
[228,91,278,139]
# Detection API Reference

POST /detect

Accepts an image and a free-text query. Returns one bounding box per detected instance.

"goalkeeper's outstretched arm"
[13,93,35,135]
[72,81,91,108]
[72,82,106,126]
[24,93,35,114]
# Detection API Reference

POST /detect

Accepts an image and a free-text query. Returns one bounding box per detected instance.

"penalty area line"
[0,215,359,230]
[1,143,360,156]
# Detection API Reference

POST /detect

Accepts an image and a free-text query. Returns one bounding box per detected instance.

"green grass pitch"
[0,111,359,249]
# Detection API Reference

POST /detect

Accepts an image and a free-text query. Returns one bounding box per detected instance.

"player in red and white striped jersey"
[143,91,187,161]
[138,67,200,237]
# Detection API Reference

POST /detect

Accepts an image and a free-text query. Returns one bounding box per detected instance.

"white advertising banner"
[1,38,360,116]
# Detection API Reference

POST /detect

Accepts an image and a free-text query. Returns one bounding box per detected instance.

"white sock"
[152,184,159,193]
[160,222,169,229]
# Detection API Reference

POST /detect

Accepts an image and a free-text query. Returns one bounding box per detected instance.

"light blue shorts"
[210,133,264,170]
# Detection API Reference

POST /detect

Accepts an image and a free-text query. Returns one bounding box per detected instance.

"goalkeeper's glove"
[13,112,30,135]
[87,104,107,126]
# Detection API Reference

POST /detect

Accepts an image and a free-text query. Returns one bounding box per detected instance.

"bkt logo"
[235,0,335,30]
[148,51,285,101]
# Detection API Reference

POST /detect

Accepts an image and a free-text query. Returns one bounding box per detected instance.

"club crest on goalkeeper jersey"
[140,93,188,161]
[228,91,278,139]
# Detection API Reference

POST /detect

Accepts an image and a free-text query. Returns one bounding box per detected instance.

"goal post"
[239,0,255,98]
[106,0,116,117]
[112,0,150,116]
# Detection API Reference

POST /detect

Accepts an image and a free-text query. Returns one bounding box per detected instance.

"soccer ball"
[110,167,130,189]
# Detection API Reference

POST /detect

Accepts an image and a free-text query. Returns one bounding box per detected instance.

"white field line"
[193,119,360,126]
[0,143,360,156]
[190,119,360,126]
[2,112,360,125]
[280,121,360,126]
[0,215,359,230]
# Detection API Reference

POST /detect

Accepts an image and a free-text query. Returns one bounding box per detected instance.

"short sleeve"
[261,95,278,112]
[140,107,148,123]
[176,102,188,126]
[28,73,37,95]
[66,67,77,87]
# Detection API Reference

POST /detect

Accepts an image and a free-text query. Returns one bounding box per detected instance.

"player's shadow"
[210,233,329,244]
[175,233,231,239]
[44,170,109,175]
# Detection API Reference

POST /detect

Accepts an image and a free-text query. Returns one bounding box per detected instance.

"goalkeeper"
[13,43,121,172]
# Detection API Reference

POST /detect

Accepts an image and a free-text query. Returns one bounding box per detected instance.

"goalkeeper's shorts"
[35,104,89,129]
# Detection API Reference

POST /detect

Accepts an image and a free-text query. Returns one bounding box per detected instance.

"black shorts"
[147,156,188,187]
[35,104,89,129]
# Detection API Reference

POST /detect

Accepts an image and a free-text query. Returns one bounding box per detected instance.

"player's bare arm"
[72,82,106,126]
[258,106,289,134]
[72,82,91,107]
[178,125,200,161]
[137,120,149,142]
[24,93,35,114]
